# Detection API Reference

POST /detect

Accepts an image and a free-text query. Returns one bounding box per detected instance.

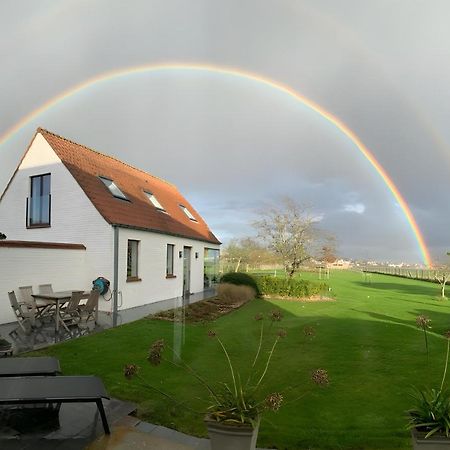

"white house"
[0,128,221,325]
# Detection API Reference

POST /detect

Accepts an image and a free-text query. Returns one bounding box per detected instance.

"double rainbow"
[0,62,432,267]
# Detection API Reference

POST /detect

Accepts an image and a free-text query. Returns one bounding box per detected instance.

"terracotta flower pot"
[204,416,260,450]
[411,428,450,449]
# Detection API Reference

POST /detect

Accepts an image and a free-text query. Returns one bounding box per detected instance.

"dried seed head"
[269,310,283,322]
[124,364,138,379]
[264,392,284,411]
[254,313,264,321]
[444,330,450,339]
[312,369,329,386]
[277,329,287,338]
[207,330,217,338]
[416,315,431,329]
[148,339,165,366]
[303,326,316,337]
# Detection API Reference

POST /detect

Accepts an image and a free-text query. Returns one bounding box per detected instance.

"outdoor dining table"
[31,290,92,333]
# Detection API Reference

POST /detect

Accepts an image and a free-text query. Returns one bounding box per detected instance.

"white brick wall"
[116,227,219,310]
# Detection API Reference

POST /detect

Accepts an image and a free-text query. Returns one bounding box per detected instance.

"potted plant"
[407,329,450,449]
[124,310,328,450]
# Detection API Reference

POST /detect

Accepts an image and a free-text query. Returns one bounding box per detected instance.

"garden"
[31,270,450,449]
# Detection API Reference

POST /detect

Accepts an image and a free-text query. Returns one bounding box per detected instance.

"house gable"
[38,128,221,245]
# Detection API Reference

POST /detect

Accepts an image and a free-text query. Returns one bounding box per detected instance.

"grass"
[30,270,450,449]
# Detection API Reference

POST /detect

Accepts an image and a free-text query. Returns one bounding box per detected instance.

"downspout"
[112,225,119,327]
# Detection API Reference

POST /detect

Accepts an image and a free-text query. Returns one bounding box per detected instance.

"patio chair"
[59,291,84,332]
[8,290,35,335]
[77,289,100,323]
[19,285,54,321]
[38,284,54,295]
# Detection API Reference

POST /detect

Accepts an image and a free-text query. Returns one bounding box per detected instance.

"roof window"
[180,204,197,222]
[144,191,166,211]
[99,176,128,200]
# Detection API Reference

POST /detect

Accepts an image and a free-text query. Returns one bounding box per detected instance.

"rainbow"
[0,62,433,267]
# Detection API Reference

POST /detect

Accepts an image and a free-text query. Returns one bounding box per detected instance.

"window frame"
[166,244,175,278]
[26,173,51,228]
[99,176,129,201]
[144,191,166,212]
[179,204,197,222]
[126,239,141,282]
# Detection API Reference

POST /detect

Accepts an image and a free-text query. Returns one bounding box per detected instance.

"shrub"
[217,283,256,305]
[220,272,261,297]
[257,276,327,298]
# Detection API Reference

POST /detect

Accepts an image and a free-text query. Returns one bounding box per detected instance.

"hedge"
[256,275,328,298]
[220,272,261,296]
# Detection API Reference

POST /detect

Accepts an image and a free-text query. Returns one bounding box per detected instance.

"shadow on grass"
[353,280,440,297]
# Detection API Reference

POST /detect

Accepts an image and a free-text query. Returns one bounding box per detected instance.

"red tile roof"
[38,128,220,245]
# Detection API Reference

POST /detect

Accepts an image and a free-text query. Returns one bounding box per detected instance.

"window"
[179,204,197,221]
[127,240,139,281]
[204,248,220,288]
[166,244,175,277]
[99,176,128,200]
[144,191,165,211]
[27,174,51,227]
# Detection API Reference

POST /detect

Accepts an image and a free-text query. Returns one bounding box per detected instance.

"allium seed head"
[264,392,283,411]
[148,339,165,366]
[312,369,329,386]
[270,310,283,322]
[277,329,287,338]
[416,315,431,329]
[207,330,217,338]
[444,330,450,339]
[123,364,138,379]
[254,313,264,321]
[303,326,316,337]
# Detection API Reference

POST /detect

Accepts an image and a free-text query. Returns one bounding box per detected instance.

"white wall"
[117,227,220,310]
[0,246,88,323]
[0,133,114,320]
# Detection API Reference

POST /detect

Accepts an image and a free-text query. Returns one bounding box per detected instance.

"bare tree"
[253,197,320,278]
[222,237,276,272]
[434,252,450,298]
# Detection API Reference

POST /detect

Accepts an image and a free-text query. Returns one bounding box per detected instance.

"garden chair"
[19,285,52,320]
[38,284,54,295]
[8,290,35,335]
[59,291,83,332]
[77,289,100,323]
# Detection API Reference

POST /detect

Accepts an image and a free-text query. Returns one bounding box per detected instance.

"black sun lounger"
[0,375,110,434]
[0,357,61,377]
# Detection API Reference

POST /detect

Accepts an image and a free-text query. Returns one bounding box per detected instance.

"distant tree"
[253,197,320,278]
[318,235,338,265]
[0,232,6,240]
[222,237,276,272]
[434,252,450,298]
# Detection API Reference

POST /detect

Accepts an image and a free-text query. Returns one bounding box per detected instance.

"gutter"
[112,225,119,327]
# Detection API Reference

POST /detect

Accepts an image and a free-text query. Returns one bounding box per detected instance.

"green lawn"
[31,270,450,449]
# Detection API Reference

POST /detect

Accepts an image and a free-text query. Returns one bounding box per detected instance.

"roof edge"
[112,223,221,246]
[38,128,176,188]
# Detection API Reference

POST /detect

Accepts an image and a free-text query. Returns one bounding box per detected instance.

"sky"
[1,0,449,265]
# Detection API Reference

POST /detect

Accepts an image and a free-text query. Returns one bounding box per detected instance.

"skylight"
[144,191,165,211]
[180,204,197,221]
[99,176,128,200]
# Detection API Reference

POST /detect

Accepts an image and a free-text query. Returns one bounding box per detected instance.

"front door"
[183,247,191,297]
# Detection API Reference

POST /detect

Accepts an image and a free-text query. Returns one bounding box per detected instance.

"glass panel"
[180,205,196,221]
[145,192,165,211]
[204,248,220,288]
[29,174,51,225]
[166,244,174,275]
[127,240,138,277]
[99,176,128,200]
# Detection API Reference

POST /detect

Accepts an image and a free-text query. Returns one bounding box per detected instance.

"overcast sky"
[1,0,449,265]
